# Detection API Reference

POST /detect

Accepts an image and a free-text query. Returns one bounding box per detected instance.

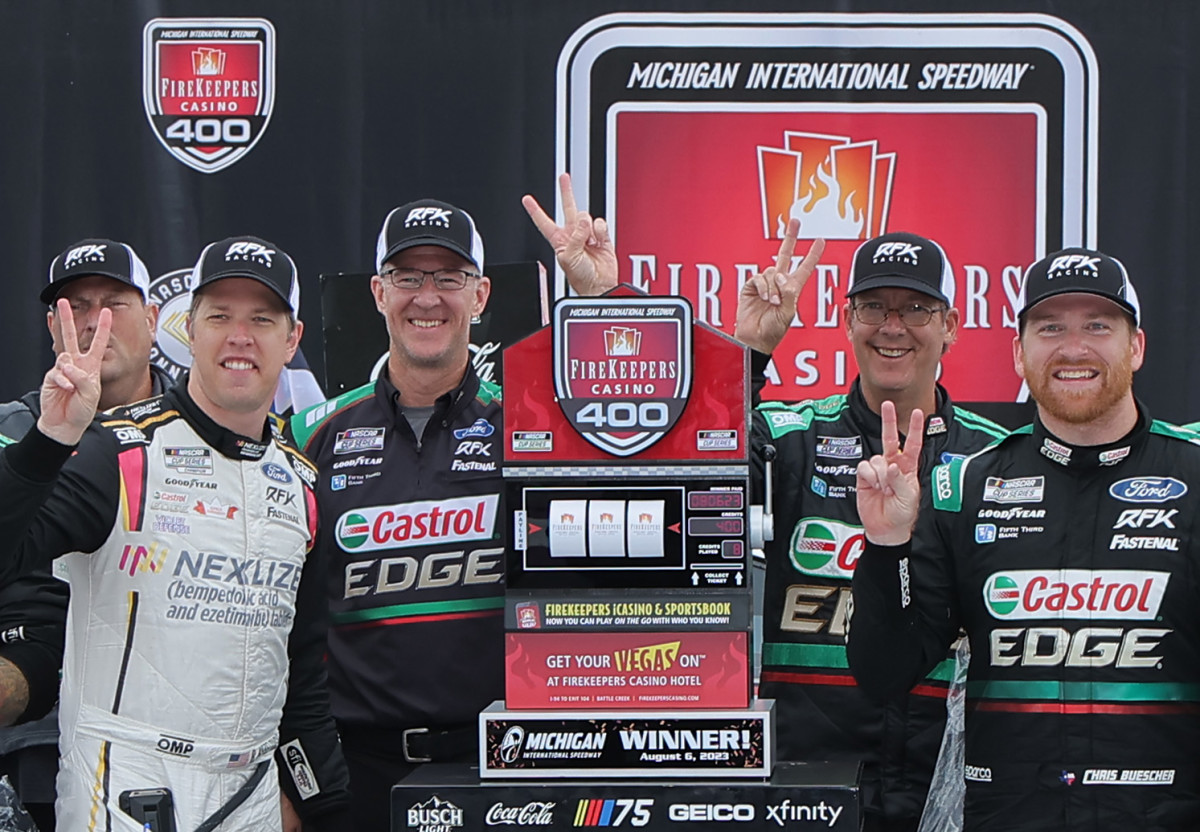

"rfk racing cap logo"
[405,206,452,228]
[143,18,276,174]
[1046,253,1101,278]
[225,240,274,266]
[63,243,107,269]
[554,294,692,457]
[757,130,896,239]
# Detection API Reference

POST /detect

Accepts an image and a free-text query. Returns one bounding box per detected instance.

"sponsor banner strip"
[760,669,950,698]
[762,643,955,681]
[974,701,1200,716]
[331,596,504,625]
[968,680,1200,702]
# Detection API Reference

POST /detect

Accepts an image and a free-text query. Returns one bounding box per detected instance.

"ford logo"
[1109,477,1187,503]
[453,418,495,440]
[261,462,292,484]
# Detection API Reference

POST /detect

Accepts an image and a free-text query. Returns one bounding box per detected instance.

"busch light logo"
[261,462,292,483]
[453,418,496,440]
[407,795,464,832]
[1109,477,1187,504]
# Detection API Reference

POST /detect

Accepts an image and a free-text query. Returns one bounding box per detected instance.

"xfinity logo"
[225,241,274,267]
[405,206,452,228]
[63,243,107,268]
[872,241,920,264]
[1046,253,1100,277]
[765,799,843,828]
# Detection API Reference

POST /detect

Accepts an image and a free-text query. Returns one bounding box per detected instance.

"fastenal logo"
[789,518,864,578]
[983,569,1170,620]
[407,795,464,832]
[1109,477,1188,504]
[757,130,896,239]
[604,326,642,356]
[334,494,499,553]
[143,18,276,174]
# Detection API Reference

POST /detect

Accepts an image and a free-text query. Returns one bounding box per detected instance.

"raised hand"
[856,401,924,545]
[522,172,618,297]
[733,219,825,354]
[36,298,111,446]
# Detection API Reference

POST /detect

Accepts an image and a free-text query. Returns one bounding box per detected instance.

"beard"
[1024,352,1135,425]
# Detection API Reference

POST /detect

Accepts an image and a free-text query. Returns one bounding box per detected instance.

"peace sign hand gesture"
[733,219,825,355]
[523,172,618,297]
[855,401,924,546]
[36,298,112,446]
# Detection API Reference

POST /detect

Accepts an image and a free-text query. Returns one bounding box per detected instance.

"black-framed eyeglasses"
[380,267,481,291]
[851,301,945,327]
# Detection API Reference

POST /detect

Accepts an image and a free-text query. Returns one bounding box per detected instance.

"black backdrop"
[0,1,1196,422]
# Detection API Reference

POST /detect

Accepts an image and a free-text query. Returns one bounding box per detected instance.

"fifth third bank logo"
[757,130,896,240]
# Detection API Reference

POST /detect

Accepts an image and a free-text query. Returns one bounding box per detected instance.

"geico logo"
[1113,508,1178,529]
[668,804,754,822]
[343,547,503,598]
[983,569,1169,620]
[336,495,498,552]
[989,626,1171,668]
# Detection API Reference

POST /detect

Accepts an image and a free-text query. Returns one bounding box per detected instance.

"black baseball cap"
[189,235,300,314]
[375,199,485,274]
[42,238,151,305]
[1017,248,1140,326]
[846,232,955,306]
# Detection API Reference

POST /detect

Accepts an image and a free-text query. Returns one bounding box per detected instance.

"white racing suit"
[0,381,348,830]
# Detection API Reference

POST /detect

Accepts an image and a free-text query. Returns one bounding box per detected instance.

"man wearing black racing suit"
[293,178,613,831]
[849,248,1200,830]
[737,226,1005,831]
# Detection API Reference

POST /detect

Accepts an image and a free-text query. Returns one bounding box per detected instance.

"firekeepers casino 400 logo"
[143,18,276,174]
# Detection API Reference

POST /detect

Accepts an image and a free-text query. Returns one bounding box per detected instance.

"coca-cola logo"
[1109,477,1188,504]
[485,801,556,826]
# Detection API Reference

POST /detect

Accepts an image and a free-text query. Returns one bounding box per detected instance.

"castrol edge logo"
[335,495,499,553]
[983,570,1170,621]
[789,517,863,578]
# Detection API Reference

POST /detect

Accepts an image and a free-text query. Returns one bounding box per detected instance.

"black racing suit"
[0,365,174,828]
[849,406,1200,831]
[290,366,504,830]
[755,377,1006,831]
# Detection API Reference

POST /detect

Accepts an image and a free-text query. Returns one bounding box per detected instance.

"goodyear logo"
[789,517,863,578]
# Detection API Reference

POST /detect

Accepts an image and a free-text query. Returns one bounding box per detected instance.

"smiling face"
[371,244,490,389]
[185,277,301,436]
[1015,292,1143,427]
[844,286,958,407]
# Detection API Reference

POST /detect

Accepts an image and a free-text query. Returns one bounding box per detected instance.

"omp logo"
[119,542,169,576]
[983,570,1170,620]
[1046,253,1101,277]
[63,243,107,269]
[1109,477,1187,503]
[405,206,452,227]
[604,326,641,356]
[873,240,921,264]
[613,641,681,672]
[155,733,195,758]
[192,46,225,75]
[757,130,896,240]
[498,726,524,763]
[335,495,499,553]
[225,241,274,267]
[789,518,863,578]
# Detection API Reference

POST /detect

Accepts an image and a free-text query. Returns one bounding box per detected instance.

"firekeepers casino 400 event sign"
[143,18,276,174]
[556,13,1097,402]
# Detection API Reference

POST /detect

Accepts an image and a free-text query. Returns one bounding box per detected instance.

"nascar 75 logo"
[574,799,653,827]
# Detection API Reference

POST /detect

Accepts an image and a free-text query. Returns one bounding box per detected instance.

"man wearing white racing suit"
[0,236,348,830]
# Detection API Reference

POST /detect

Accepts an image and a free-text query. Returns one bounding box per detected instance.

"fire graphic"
[599,513,614,523]
[757,131,896,240]
[191,47,226,76]
[560,513,576,524]
[639,513,652,523]
[603,326,641,357]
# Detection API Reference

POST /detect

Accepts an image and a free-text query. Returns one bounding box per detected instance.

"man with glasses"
[741,229,1006,831]
[292,194,612,830]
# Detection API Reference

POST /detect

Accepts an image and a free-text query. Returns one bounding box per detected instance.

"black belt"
[341,723,477,764]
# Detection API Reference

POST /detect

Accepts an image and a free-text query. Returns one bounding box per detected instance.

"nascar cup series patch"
[143,18,276,174]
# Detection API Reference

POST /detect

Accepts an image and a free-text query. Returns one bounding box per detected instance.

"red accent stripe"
[973,701,1200,715]
[760,670,948,698]
[583,800,598,826]
[117,448,147,532]
[336,609,502,631]
[303,484,318,550]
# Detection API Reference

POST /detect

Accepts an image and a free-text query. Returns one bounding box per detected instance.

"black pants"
[341,740,418,832]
